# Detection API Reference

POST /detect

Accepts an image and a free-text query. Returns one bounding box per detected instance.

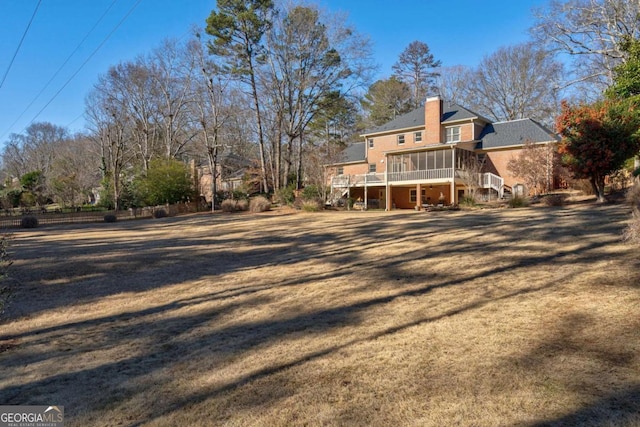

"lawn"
[1,202,639,426]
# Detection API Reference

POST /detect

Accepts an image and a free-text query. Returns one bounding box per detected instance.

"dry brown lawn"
[1,202,639,426]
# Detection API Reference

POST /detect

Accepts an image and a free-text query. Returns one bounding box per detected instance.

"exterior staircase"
[501,185,512,200]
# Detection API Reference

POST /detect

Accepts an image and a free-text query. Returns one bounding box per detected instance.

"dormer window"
[445,126,461,143]
[397,134,405,145]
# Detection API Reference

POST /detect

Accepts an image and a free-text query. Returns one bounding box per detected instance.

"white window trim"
[445,126,461,143]
[397,134,405,145]
[414,131,422,143]
[368,138,374,149]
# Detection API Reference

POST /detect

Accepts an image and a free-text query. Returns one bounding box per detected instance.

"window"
[368,138,374,148]
[337,166,344,175]
[445,126,461,143]
[427,151,435,169]
[368,163,376,173]
[414,131,422,143]
[390,157,406,173]
[410,189,426,203]
[397,134,405,145]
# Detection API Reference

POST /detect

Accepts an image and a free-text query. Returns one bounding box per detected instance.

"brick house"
[327,95,559,209]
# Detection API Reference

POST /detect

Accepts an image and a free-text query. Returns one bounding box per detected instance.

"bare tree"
[265,4,354,189]
[48,134,101,207]
[149,39,197,159]
[85,84,133,211]
[435,65,475,105]
[1,122,67,179]
[188,35,232,210]
[507,141,558,196]
[532,0,640,97]
[467,43,563,126]
[104,59,161,171]
[392,41,441,108]
[456,148,484,200]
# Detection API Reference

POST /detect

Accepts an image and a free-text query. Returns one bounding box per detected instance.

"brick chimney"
[425,95,442,144]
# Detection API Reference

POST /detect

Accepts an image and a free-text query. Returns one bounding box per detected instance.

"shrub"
[543,194,566,207]
[103,214,117,223]
[301,199,323,212]
[301,185,320,201]
[231,190,249,201]
[134,158,195,206]
[220,199,249,212]
[249,196,271,212]
[274,185,296,205]
[626,185,640,211]
[236,199,249,211]
[221,199,236,212]
[623,214,640,244]
[508,196,529,208]
[459,196,476,207]
[0,234,13,280]
[153,208,167,219]
[623,185,640,245]
[20,216,38,228]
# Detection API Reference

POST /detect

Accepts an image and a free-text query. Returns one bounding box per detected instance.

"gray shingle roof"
[336,142,366,164]
[477,119,559,149]
[362,101,487,136]
[442,101,488,123]
[362,107,425,135]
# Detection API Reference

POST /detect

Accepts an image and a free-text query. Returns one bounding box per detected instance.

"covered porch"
[328,146,504,210]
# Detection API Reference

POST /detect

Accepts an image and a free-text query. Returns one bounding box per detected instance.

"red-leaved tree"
[556,98,640,202]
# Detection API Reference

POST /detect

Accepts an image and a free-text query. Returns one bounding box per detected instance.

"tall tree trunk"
[591,175,606,203]
[275,114,282,190]
[283,135,294,187]
[247,63,269,193]
[296,132,303,190]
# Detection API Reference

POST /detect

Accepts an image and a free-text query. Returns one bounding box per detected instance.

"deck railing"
[387,168,453,182]
[331,173,385,187]
[332,170,504,197]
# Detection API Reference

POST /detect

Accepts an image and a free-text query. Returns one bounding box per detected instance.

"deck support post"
[450,147,456,205]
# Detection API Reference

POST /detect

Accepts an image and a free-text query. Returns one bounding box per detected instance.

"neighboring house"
[197,154,257,203]
[327,95,559,209]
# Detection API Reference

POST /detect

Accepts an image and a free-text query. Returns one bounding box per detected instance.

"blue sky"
[0,0,546,144]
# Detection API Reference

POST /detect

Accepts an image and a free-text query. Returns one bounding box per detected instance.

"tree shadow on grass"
[0,203,636,424]
[525,385,640,426]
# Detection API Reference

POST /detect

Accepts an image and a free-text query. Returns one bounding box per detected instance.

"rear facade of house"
[327,96,559,210]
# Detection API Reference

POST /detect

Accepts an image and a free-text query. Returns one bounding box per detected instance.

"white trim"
[361,125,425,138]
[480,140,558,151]
[445,125,461,143]
[441,117,478,125]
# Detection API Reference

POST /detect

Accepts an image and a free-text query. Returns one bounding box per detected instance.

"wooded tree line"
[1,0,639,210]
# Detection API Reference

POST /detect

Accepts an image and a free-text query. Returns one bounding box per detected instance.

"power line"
[0,0,118,139]
[0,0,42,90]
[22,0,143,131]
[65,113,85,129]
